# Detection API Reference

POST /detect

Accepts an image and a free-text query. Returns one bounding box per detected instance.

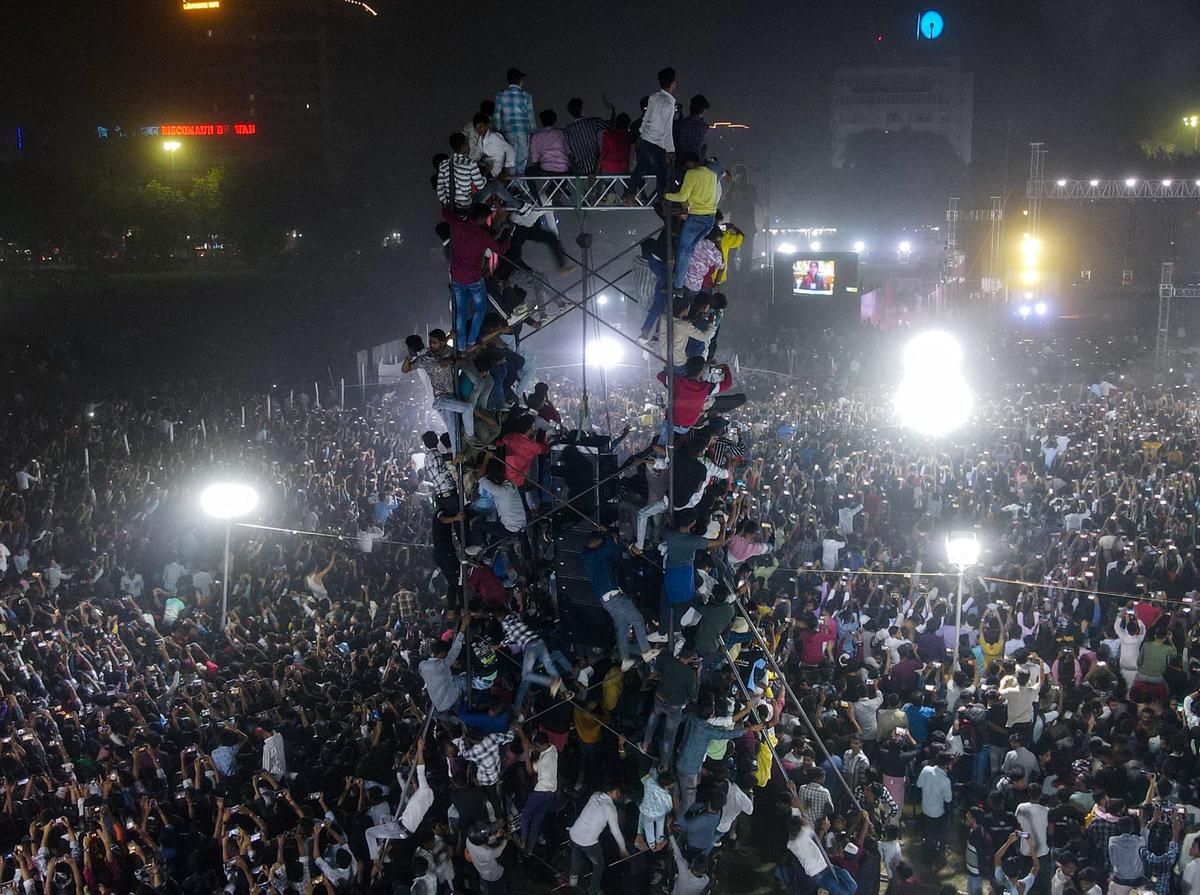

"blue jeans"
[639,256,669,338]
[452,279,489,348]
[628,139,668,203]
[642,696,684,768]
[972,746,989,790]
[476,177,523,209]
[520,789,555,851]
[514,640,571,709]
[815,865,858,895]
[432,395,475,455]
[673,213,716,289]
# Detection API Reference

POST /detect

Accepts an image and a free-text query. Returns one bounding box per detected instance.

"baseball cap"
[507,67,526,82]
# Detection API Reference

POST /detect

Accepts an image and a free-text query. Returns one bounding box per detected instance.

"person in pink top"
[495,414,550,488]
[728,519,773,568]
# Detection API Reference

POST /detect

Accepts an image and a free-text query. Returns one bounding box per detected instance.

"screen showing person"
[792,259,835,296]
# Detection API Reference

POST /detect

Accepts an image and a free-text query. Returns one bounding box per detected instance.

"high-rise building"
[179,0,378,180]
[829,58,973,169]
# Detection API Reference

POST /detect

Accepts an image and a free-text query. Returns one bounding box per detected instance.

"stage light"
[163,140,181,153]
[1056,179,1067,187]
[895,331,971,436]
[1089,179,1099,186]
[898,240,912,254]
[1034,301,1047,316]
[809,241,821,252]
[201,483,259,519]
[586,337,624,368]
[597,293,609,306]
[1021,269,1039,284]
[853,240,866,253]
[1162,179,1173,187]
[776,242,797,255]
[1125,178,1137,187]
[1018,305,1032,318]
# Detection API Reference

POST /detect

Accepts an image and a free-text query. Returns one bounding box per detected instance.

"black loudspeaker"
[552,520,614,652]
[548,440,620,526]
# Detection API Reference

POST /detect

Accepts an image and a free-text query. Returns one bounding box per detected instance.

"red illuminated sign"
[158,123,256,137]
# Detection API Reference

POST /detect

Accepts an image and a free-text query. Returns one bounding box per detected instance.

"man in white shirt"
[999,670,1038,739]
[0,541,9,576]
[917,753,954,862]
[1015,791,1050,865]
[853,686,884,741]
[365,740,434,858]
[517,728,558,853]
[568,783,628,894]
[822,533,846,570]
[14,464,39,491]
[477,464,527,535]
[626,66,677,205]
[1182,836,1200,895]
[472,116,517,179]
[261,722,287,781]
[716,778,754,841]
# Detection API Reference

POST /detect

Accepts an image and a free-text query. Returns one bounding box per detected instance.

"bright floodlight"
[809,240,821,251]
[1124,178,1137,187]
[894,374,971,436]
[1162,179,1173,187]
[1056,179,1067,187]
[946,532,980,568]
[895,331,970,436]
[1034,301,1047,316]
[901,330,963,371]
[163,140,181,153]
[200,483,259,519]
[586,337,624,368]
[1089,179,1099,186]
[853,240,866,253]
[1018,305,1031,318]
[898,240,912,254]
[597,293,609,306]
[776,242,797,255]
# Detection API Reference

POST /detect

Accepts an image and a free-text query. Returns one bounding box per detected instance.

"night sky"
[5,0,1200,225]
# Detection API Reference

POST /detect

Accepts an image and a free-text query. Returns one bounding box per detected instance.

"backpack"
[958,702,988,755]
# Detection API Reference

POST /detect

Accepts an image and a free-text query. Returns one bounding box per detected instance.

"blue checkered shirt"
[494,86,535,143]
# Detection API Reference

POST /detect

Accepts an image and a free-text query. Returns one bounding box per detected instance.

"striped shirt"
[436,153,486,208]
[709,435,745,468]
[500,614,541,652]
[563,116,606,174]
[493,85,536,144]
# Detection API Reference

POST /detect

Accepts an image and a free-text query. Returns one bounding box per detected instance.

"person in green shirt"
[1132,619,1177,702]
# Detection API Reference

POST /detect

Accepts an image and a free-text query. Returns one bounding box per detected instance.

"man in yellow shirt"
[665,151,719,291]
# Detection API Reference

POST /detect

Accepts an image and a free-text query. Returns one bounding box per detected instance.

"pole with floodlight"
[200,483,259,629]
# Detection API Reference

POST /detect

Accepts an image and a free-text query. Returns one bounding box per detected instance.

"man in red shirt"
[656,356,733,434]
[441,206,511,348]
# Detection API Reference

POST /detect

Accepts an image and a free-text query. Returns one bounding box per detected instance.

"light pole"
[1184,115,1199,154]
[946,532,980,668]
[200,483,259,629]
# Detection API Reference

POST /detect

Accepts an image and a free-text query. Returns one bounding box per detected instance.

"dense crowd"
[2,62,1200,895]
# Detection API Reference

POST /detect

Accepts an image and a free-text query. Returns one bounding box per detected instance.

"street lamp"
[163,140,181,177]
[200,483,259,629]
[853,240,866,254]
[946,532,980,667]
[1183,115,1198,153]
